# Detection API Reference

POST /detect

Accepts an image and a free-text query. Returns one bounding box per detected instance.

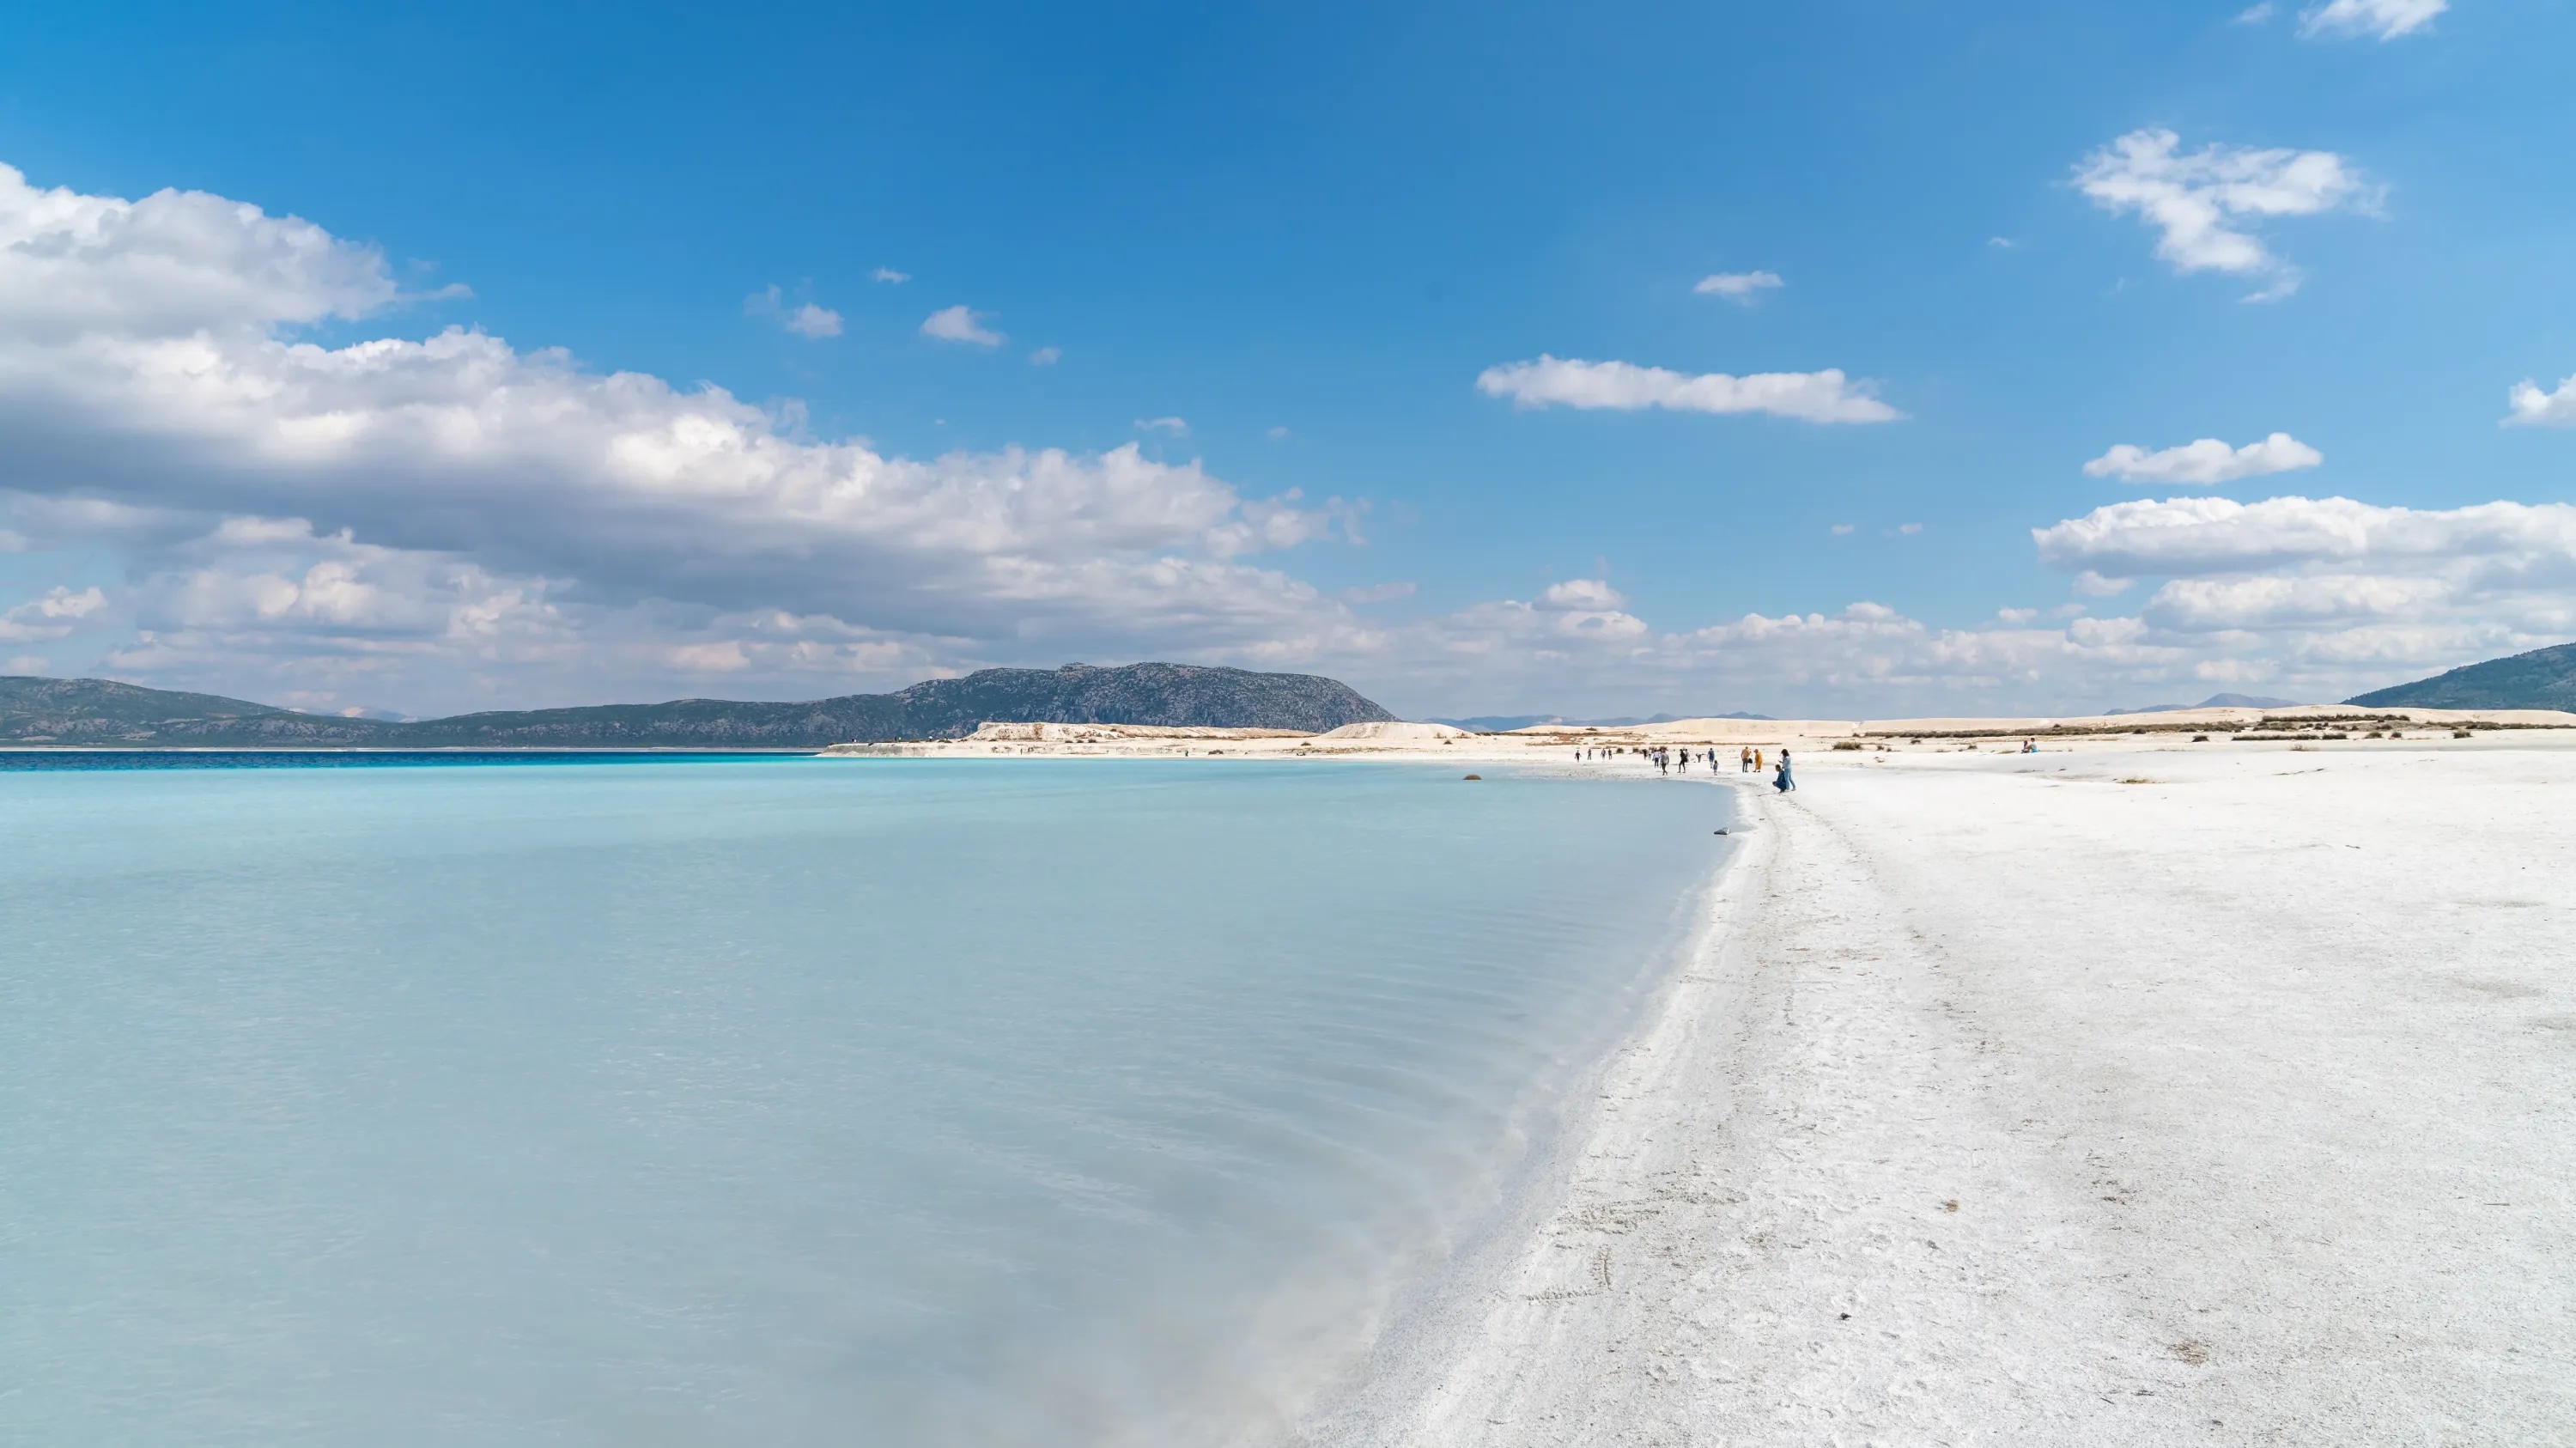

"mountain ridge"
[0,663,1397,748]
[2107,692,2303,715]
[2346,642,2576,711]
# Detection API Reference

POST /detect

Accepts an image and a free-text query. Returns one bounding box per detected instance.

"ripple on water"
[0,757,1724,1446]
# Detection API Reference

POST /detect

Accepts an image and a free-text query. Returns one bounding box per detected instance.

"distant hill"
[2345,642,2576,711]
[0,676,377,746]
[0,663,1396,749]
[2108,692,2302,715]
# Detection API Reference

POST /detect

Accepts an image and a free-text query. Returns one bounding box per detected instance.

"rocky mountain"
[0,663,1397,749]
[0,676,386,746]
[2345,642,2576,711]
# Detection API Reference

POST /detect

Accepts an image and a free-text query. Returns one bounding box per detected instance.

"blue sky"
[1,0,2571,717]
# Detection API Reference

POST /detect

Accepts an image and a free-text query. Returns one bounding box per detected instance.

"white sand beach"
[830,717,2576,1440]
[1348,739,2576,1445]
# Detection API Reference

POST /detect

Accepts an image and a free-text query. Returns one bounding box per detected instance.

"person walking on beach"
[1773,752,1795,792]
[1740,745,1753,773]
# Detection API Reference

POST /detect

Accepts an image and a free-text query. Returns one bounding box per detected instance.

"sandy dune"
[1352,742,2576,1445]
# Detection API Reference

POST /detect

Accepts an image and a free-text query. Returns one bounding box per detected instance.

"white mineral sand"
[1313,720,1479,740]
[1341,741,2576,1445]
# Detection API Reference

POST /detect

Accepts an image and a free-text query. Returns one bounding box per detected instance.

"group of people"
[1572,742,1795,792]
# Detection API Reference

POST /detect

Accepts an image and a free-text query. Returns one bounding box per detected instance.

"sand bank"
[1338,739,2576,1445]
[817,707,2576,762]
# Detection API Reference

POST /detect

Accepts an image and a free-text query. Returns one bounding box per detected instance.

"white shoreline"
[1297,771,1746,1446]
[1301,772,1758,1446]
[1315,740,2576,1444]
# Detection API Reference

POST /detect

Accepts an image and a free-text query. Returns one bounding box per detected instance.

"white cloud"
[1693,271,1783,303]
[920,304,1003,346]
[665,640,751,672]
[744,284,843,339]
[1028,346,1060,366]
[0,159,2546,719]
[2083,431,2324,485]
[2504,373,2576,427]
[2074,130,2373,300]
[781,303,841,338]
[871,267,910,283]
[1266,426,1290,441]
[0,162,1365,711]
[2033,495,2576,684]
[0,584,108,642]
[2036,495,2576,581]
[34,584,103,618]
[2300,0,2446,40]
[1830,523,1855,535]
[1135,417,1188,436]
[1538,578,1625,611]
[2237,2,2278,22]
[1475,356,1901,424]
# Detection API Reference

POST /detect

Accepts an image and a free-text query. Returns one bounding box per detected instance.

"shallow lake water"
[0,755,1724,1445]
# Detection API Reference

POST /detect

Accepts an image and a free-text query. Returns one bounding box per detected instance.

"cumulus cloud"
[1135,416,1188,436]
[1028,346,1060,366]
[2032,495,2576,685]
[1693,271,1783,302]
[2083,432,2324,485]
[871,267,910,283]
[1538,578,1626,611]
[2035,495,2576,581]
[744,284,842,338]
[0,584,107,642]
[1475,356,1901,423]
[2300,0,2446,40]
[2075,129,2372,300]
[0,162,1364,710]
[920,304,1003,346]
[2504,373,2576,427]
[0,159,2543,718]
[783,305,840,338]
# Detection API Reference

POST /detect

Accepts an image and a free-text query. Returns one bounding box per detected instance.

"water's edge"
[1300,774,1747,1445]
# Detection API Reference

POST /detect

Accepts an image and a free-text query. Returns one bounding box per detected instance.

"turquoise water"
[0,757,1724,1445]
